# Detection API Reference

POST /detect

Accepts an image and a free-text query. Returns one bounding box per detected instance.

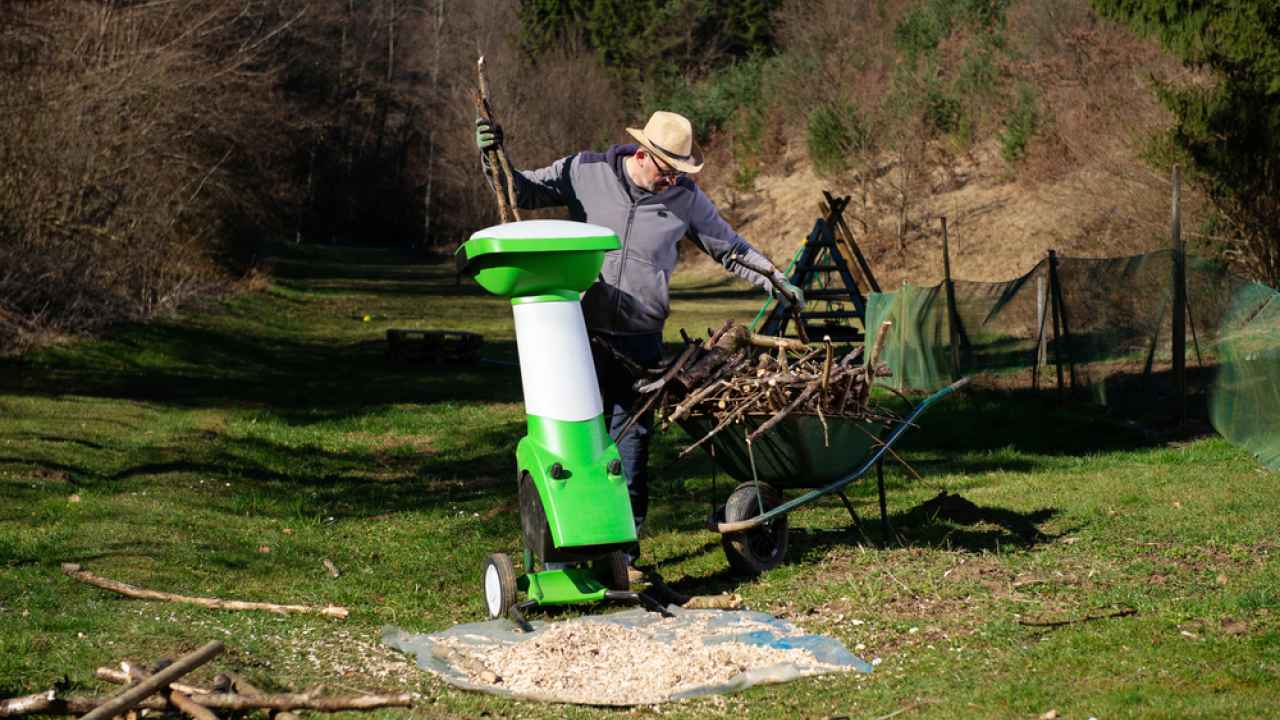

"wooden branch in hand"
[476,56,520,223]
[61,564,349,619]
[79,641,223,720]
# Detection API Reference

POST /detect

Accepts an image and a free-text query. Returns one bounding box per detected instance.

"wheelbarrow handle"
[712,376,971,534]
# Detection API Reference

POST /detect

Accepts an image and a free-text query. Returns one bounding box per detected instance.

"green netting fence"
[864,249,1279,470]
[1208,283,1280,470]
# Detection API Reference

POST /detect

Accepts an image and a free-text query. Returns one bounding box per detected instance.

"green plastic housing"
[518,415,634,548]
[457,220,619,297]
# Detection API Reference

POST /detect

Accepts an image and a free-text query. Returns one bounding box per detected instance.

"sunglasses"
[647,152,684,180]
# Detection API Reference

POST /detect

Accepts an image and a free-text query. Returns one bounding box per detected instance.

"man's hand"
[475,118,503,152]
[777,279,806,311]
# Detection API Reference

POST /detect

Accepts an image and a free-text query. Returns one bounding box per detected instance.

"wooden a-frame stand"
[761,192,881,343]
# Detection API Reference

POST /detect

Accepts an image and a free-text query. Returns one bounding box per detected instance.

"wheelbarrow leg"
[876,457,894,542]
[836,491,863,531]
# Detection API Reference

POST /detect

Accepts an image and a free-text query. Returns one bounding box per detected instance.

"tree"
[1090,0,1280,285]
[518,0,780,92]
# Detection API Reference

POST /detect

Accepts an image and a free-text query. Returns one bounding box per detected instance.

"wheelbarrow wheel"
[722,482,788,576]
[592,550,630,591]
[482,553,517,619]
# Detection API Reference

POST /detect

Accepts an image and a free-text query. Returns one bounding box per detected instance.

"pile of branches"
[0,642,411,719]
[609,320,896,457]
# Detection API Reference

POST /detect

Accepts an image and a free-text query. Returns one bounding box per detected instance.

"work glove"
[776,278,806,311]
[475,118,503,152]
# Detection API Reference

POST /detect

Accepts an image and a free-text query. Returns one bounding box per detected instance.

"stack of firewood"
[609,320,896,456]
[0,642,411,719]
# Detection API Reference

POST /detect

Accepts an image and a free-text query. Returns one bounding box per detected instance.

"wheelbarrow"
[679,377,969,575]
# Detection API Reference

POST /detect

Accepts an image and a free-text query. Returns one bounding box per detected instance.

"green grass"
[2,245,1278,718]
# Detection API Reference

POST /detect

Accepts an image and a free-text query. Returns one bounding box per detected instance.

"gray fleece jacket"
[500,143,784,335]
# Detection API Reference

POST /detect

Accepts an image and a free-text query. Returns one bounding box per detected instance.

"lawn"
[1,244,1277,719]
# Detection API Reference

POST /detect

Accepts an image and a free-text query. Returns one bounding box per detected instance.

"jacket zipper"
[613,201,637,329]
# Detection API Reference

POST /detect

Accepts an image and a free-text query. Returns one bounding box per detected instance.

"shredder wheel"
[592,550,630,592]
[482,553,517,619]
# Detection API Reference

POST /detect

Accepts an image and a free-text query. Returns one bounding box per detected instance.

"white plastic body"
[511,299,603,422]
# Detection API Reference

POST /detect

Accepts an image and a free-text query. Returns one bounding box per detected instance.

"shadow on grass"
[652,493,1067,598]
[0,322,522,412]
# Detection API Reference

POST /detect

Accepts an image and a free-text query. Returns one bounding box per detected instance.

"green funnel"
[457,220,619,299]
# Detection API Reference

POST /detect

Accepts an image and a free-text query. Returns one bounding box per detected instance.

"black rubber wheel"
[721,482,788,576]
[482,553,518,619]
[592,550,630,591]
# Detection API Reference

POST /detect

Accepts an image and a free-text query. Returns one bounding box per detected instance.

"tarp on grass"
[383,606,871,706]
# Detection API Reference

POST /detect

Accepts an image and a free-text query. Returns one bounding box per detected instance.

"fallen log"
[61,564,349,619]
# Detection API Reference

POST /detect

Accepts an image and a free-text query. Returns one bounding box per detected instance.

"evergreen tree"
[1091,0,1280,284]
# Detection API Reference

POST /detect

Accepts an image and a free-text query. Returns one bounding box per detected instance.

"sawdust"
[431,614,851,705]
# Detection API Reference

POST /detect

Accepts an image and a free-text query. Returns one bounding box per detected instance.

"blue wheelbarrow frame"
[678,377,969,573]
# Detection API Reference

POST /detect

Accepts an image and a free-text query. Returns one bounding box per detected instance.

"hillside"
[685,1,1200,288]
[702,135,1180,289]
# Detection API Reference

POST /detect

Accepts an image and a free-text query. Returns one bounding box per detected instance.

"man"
[475,110,804,570]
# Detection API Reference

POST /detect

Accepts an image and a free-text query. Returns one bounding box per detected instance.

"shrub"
[925,86,963,134]
[999,85,1040,162]
[806,101,869,176]
[731,108,767,191]
[646,57,768,141]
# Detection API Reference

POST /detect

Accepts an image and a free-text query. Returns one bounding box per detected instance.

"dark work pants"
[590,331,664,532]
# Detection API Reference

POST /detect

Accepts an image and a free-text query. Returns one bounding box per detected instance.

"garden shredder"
[456,219,667,628]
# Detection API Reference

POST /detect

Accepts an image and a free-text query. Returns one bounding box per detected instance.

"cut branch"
[183,692,412,712]
[61,564,349,619]
[94,668,207,697]
[0,692,56,718]
[0,693,169,717]
[80,641,224,720]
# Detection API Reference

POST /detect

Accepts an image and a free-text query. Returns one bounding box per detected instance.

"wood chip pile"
[607,320,897,457]
[430,614,850,705]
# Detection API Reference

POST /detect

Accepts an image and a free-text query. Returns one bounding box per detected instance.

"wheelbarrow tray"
[676,414,888,489]
[681,378,971,538]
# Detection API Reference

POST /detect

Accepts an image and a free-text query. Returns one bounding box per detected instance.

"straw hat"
[626,111,704,174]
